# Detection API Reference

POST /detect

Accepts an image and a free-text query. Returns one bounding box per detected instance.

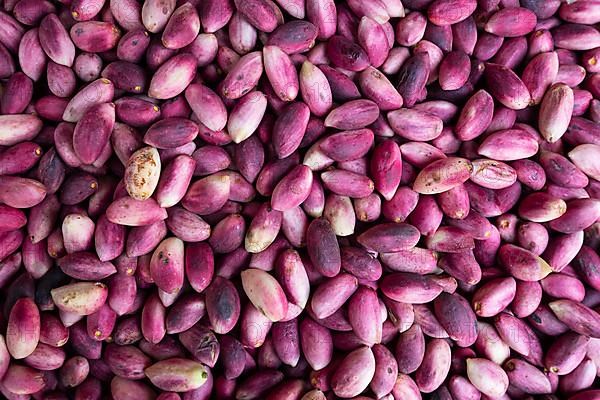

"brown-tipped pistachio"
[145,358,209,392]
[51,282,108,315]
[62,78,114,123]
[518,192,567,223]
[413,157,472,194]
[499,244,553,281]
[87,303,116,341]
[102,62,146,95]
[437,184,470,219]
[241,268,288,322]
